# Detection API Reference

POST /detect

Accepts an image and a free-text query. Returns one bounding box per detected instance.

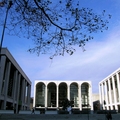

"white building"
[99,68,120,112]
[33,80,93,111]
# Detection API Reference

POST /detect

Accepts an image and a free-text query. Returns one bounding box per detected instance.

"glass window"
[70,83,79,107]
[81,83,89,107]
[36,82,45,107]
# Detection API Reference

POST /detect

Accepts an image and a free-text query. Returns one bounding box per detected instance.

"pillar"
[116,72,120,103]
[33,82,36,108]
[112,76,117,110]
[78,85,82,110]
[16,74,21,113]
[27,84,31,109]
[0,56,6,95]
[67,84,70,100]
[44,84,47,108]
[104,81,109,109]
[108,78,112,110]
[13,70,18,107]
[99,83,102,110]
[3,61,11,109]
[101,83,105,109]
[56,85,58,108]
[21,79,26,110]
[89,85,93,111]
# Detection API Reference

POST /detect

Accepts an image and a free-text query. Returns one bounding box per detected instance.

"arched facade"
[34,80,93,111]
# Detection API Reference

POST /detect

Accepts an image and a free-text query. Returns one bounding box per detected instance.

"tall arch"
[35,82,45,107]
[47,82,56,107]
[70,82,79,107]
[81,82,89,108]
[58,82,67,107]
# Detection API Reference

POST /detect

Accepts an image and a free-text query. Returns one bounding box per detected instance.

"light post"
[0,0,13,57]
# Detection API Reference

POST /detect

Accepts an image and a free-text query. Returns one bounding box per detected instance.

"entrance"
[59,82,67,107]
[47,82,56,107]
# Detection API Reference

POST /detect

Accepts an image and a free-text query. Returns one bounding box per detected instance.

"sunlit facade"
[33,80,93,111]
[0,48,31,112]
[99,68,120,112]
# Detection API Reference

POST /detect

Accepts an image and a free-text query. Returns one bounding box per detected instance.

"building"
[99,68,120,112]
[33,80,93,111]
[92,94,100,112]
[30,97,33,110]
[0,48,31,112]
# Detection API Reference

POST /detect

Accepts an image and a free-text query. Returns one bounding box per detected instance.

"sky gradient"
[0,0,120,97]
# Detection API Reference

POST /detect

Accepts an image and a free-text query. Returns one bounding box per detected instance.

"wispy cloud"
[1,0,120,97]
[11,26,120,96]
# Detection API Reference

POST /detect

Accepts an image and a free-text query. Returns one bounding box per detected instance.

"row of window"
[35,82,90,107]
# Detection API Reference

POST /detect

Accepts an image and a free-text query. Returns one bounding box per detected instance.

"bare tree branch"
[0,0,111,59]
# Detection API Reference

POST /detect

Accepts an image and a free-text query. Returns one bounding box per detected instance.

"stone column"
[112,76,117,110]
[26,83,29,105]
[45,85,47,108]
[16,74,21,113]
[89,85,93,111]
[27,84,31,109]
[108,78,112,110]
[78,85,82,110]
[56,85,58,108]
[13,70,18,106]
[0,56,6,95]
[99,83,102,110]
[101,83,105,109]
[3,61,11,109]
[67,84,70,100]
[21,79,26,109]
[33,82,36,108]
[104,81,109,109]
[25,81,27,104]
[116,72,120,103]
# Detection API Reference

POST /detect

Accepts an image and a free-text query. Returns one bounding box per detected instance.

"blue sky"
[0,0,120,97]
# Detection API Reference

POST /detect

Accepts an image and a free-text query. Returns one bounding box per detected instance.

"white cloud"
[1,0,120,97]
[4,26,120,97]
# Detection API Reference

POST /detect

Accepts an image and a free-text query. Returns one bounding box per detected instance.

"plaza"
[0,111,120,120]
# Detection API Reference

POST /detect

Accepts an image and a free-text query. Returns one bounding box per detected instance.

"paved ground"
[0,113,120,120]
[0,110,120,120]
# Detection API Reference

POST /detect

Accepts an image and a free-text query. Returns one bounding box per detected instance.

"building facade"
[33,80,93,111]
[92,94,100,112]
[99,68,120,112]
[0,48,31,112]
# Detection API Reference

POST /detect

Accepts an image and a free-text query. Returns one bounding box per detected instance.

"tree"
[0,0,111,59]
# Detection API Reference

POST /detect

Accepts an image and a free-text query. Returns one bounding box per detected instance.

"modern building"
[30,97,33,110]
[99,68,120,112]
[0,48,31,112]
[33,80,93,111]
[92,94,100,112]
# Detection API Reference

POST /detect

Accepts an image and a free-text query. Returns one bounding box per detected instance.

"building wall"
[33,80,93,111]
[99,68,120,112]
[92,94,100,111]
[92,94,99,102]
[0,48,31,112]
